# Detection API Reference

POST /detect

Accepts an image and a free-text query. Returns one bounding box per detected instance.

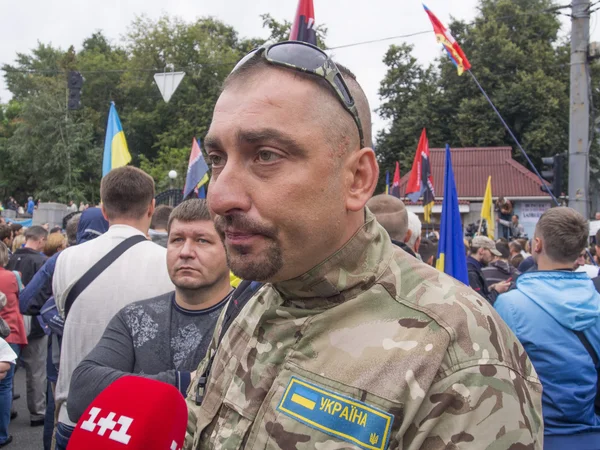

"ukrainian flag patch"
[277,377,394,450]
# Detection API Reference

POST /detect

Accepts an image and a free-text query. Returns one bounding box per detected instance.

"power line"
[326,31,432,50]
[0,4,576,74]
[328,6,572,51]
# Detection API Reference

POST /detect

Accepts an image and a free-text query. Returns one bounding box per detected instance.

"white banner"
[519,202,551,223]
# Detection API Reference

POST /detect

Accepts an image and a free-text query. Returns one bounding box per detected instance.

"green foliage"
[139,146,191,192]
[0,15,261,203]
[0,13,327,204]
[375,0,579,195]
[3,76,101,202]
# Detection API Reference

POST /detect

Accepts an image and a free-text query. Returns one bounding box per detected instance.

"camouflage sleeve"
[401,364,543,449]
[184,304,229,449]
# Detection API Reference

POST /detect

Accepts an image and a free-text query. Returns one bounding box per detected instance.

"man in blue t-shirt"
[27,197,35,216]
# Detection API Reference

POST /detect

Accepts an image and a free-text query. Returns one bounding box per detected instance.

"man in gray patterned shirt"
[66,199,232,424]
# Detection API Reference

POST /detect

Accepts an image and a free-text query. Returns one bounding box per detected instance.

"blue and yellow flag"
[197,173,209,199]
[103,102,132,177]
[436,145,468,284]
[385,170,390,195]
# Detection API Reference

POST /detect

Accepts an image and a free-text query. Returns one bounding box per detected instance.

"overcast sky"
[0,0,581,134]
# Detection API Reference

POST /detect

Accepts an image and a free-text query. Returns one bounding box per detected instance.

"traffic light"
[67,71,83,110]
[541,153,566,197]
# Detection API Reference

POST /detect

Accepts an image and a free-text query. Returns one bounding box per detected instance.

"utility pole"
[569,0,591,217]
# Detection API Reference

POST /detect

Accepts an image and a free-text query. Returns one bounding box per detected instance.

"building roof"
[397,147,550,199]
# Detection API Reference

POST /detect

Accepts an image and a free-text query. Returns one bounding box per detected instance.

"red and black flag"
[406,129,435,223]
[289,0,317,45]
[390,162,401,198]
[423,4,471,76]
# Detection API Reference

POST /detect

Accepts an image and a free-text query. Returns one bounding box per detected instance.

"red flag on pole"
[406,129,435,223]
[423,4,471,76]
[290,0,317,45]
[390,162,401,198]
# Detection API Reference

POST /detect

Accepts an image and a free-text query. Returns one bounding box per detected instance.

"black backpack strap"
[218,281,260,342]
[64,235,147,318]
[195,280,262,405]
[593,276,600,295]
[573,329,600,414]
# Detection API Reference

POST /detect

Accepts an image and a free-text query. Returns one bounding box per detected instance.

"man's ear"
[148,199,156,218]
[404,230,413,245]
[344,148,379,213]
[100,204,109,222]
[534,237,543,255]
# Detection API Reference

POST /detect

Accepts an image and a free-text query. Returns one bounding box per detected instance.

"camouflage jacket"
[185,211,543,449]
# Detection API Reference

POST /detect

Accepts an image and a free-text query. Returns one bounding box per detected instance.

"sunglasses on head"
[232,41,365,149]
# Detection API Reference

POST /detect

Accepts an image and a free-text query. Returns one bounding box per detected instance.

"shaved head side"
[366,195,408,241]
[223,54,373,153]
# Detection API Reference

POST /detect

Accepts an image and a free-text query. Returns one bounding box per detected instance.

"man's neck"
[109,218,149,235]
[469,254,482,263]
[24,242,39,251]
[537,257,573,271]
[175,278,232,311]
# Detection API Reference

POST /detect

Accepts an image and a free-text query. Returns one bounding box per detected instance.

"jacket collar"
[104,224,146,238]
[274,209,393,308]
[467,255,483,271]
[14,247,42,256]
[490,260,512,274]
[391,240,416,258]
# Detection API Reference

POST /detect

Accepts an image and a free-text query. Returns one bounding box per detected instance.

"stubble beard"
[213,213,284,282]
[225,240,283,282]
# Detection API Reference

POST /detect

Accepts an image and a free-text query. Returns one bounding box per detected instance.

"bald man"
[367,194,418,257]
[184,41,542,449]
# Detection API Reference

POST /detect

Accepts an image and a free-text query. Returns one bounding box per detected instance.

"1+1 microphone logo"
[81,407,134,444]
[80,407,182,449]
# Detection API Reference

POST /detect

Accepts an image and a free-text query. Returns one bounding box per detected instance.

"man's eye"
[257,150,281,162]
[197,238,208,244]
[209,154,225,167]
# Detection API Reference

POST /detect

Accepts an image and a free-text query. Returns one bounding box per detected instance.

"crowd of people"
[0,198,91,220]
[0,41,598,450]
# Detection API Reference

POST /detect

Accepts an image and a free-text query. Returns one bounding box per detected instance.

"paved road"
[7,368,44,449]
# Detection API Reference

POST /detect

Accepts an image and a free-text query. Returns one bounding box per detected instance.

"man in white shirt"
[52,166,174,449]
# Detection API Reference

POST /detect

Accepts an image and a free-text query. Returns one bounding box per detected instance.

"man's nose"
[208,158,252,216]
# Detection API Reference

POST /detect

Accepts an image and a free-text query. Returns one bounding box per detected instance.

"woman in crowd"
[44,233,66,258]
[0,242,27,447]
[11,235,25,254]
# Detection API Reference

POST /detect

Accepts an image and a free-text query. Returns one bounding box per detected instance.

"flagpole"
[467,70,559,206]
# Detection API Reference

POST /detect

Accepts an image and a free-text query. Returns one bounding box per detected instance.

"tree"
[376,0,573,194]
[0,11,335,202]
[5,75,101,202]
[0,16,255,202]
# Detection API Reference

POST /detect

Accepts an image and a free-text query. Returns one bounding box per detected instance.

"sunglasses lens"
[333,74,353,106]
[266,42,327,71]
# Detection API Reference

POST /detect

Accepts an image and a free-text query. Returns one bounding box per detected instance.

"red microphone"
[67,376,187,450]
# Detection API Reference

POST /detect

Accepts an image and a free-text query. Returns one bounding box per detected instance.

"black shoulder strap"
[593,276,600,295]
[573,329,600,414]
[195,280,262,405]
[218,280,259,342]
[64,234,147,318]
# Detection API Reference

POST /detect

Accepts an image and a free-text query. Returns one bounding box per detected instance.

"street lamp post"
[168,170,177,206]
